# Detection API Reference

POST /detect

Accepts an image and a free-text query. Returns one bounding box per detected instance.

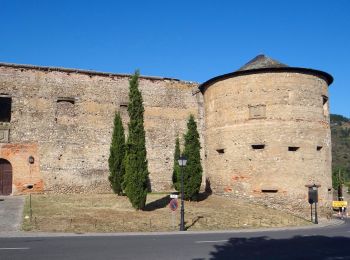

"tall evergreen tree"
[108,112,125,195]
[123,70,149,210]
[172,137,181,191]
[183,115,203,200]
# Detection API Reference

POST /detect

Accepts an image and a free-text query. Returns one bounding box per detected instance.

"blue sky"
[0,0,349,117]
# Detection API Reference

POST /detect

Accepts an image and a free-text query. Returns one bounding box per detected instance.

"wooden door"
[0,159,12,195]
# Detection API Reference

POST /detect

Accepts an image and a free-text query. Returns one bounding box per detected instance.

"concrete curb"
[0,218,345,238]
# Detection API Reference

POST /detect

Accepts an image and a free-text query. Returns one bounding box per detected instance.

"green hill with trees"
[331,114,350,188]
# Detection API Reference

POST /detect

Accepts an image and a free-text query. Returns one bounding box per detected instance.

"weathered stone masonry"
[0,55,333,210]
[0,63,203,194]
[200,55,333,208]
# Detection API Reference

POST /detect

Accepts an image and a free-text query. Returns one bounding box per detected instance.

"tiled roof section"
[0,62,189,83]
[237,55,288,71]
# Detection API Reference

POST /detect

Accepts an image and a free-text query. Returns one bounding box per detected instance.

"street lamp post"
[313,184,318,224]
[178,155,187,231]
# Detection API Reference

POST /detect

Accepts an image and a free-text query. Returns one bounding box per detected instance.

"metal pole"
[310,203,313,223]
[314,202,318,224]
[30,193,32,222]
[180,164,185,231]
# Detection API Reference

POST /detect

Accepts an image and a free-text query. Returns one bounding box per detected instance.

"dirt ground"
[22,193,310,233]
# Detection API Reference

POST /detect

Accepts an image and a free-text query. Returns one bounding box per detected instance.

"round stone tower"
[200,55,333,206]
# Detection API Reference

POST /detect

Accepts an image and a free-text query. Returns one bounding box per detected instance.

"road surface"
[0,219,349,260]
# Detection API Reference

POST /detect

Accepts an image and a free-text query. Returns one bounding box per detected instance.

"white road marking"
[196,240,229,244]
[0,248,30,250]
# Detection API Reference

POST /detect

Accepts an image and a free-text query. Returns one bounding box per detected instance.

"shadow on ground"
[144,192,211,211]
[206,235,350,260]
[144,195,171,211]
[195,192,211,202]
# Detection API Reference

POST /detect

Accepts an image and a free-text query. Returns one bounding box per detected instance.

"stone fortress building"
[0,55,333,207]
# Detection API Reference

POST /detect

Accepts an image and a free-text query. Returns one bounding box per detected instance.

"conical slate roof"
[199,54,333,93]
[237,54,287,71]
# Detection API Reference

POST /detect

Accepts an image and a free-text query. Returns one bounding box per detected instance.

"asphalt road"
[0,219,349,260]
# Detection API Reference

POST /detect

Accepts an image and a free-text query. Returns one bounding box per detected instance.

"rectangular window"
[0,96,12,122]
[249,104,266,119]
[288,146,299,152]
[251,144,265,150]
[56,97,76,119]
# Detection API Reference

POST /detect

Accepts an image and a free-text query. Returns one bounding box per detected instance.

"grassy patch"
[22,193,309,233]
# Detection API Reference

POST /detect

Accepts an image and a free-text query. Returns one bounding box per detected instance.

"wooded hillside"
[331,114,350,188]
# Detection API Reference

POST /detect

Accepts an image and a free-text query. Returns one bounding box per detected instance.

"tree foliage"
[172,137,181,191]
[123,70,149,210]
[330,114,350,124]
[331,114,350,190]
[108,112,125,195]
[182,115,203,200]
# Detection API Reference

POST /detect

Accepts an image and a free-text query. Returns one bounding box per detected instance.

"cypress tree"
[172,137,181,191]
[123,70,149,210]
[183,115,202,200]
[108,112,125,195]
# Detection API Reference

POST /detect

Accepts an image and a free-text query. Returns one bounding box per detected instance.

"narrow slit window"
[120,102,128,108]
[288,146,299,152]
[322,95,328,105]
[251,144,265,150]
[57,97,75,104]
[0,96,12,122]
[317,146,323,151]
[261,189,278,193]
[322,95,329,117]
[216,149,225,154]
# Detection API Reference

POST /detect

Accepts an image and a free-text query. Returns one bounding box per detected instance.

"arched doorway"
[0,158,12,195]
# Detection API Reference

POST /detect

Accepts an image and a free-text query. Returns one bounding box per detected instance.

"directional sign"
[169,199,178,211]
[332,201,348,208]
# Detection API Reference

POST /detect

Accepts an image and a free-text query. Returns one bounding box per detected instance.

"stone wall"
[202,71,332,207]
[0,64,203,194]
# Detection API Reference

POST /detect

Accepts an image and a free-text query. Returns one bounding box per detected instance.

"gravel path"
[0,196,25,232]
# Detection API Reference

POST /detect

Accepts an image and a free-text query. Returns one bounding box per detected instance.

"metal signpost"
[306,184,319,224]
[169,198,178,230]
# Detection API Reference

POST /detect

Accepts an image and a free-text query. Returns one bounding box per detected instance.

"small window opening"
[261,189,278,193]
[288,146,300,152]
[322,95,328,105]
[251,144,265,150]
[0,96,12,122]
[216,149,225,154]
[26,184,34,189]
[120,102,128,108]
[57,97,75,104]
[317,146,323,151]
[0,97,12,122]
[322,95,329,117]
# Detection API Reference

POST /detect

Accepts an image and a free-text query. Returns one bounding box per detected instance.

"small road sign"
[170,194,178,199]
[169,199,178,211]
[332,201,348,208]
